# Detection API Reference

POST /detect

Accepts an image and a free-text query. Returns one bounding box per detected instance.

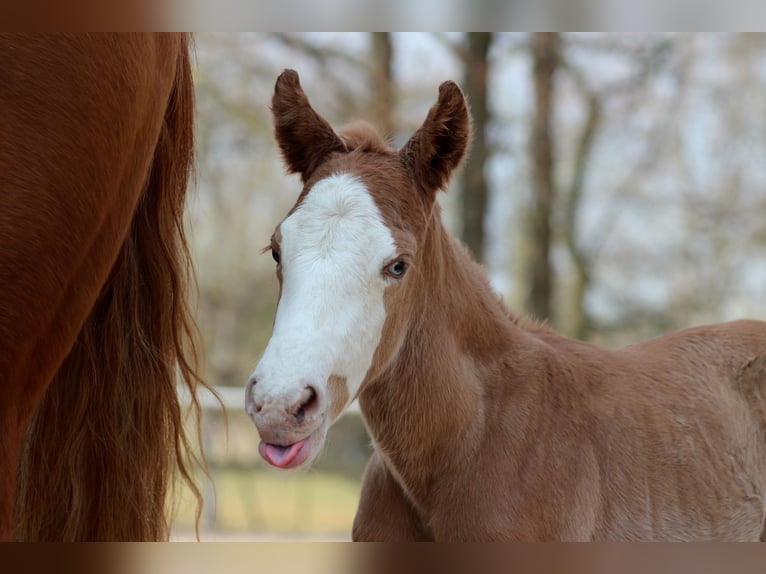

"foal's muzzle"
[245,376,324,447]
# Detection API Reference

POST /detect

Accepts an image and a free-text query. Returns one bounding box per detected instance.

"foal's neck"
[410,206,514,361]
[360,206,521,499]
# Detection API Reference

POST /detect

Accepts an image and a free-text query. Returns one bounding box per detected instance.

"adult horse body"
[247,69,766,541]
[1,34,206,541]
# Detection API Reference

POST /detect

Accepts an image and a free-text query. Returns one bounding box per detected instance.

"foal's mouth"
[258,426,323,469]
[259,436,310,468]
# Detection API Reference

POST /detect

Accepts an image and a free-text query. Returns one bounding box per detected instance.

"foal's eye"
[384,260,408,279]
[271,249,281,265]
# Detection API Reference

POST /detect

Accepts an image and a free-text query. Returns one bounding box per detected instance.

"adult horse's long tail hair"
[14,35,211,541]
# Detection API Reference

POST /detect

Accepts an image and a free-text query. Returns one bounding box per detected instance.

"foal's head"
[246,69,471,469]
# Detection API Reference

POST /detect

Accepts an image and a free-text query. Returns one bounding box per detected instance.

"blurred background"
[171,32,766,540]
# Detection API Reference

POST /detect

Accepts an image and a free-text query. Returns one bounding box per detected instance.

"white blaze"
[251,173,397,411]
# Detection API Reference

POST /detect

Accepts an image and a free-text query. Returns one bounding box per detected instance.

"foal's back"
[543,319,766,540]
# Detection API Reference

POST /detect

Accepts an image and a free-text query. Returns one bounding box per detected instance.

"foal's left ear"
[272,69,347,183]
[400,81,472,197]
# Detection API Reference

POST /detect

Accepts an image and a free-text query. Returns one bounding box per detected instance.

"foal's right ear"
[271,69,346,182]
[400,81,472,198]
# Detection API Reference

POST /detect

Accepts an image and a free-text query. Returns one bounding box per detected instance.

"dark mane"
[2,34,212,541]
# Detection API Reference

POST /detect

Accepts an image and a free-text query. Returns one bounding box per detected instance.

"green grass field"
[172,467,361,539]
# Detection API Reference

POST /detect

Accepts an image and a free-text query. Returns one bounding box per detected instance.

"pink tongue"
[259,438,307,468]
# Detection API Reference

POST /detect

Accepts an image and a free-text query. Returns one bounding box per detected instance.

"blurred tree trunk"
[526,32,560,322]
[370,32,394,136]
[564,92,601,340]
[458,33,493,263]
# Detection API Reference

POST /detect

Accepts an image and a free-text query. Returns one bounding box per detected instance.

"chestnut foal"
[246,69,766,541]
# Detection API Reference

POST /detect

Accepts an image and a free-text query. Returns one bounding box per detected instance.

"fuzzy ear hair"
[271,69,346,182]
[400,81,472,197]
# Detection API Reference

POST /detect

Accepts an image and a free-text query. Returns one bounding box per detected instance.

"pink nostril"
[293,385,318,423]
[245,376,263,415]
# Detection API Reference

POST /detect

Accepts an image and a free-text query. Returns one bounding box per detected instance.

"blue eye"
[385,260,408,279]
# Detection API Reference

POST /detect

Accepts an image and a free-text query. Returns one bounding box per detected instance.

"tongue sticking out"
[259,437,309,468]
